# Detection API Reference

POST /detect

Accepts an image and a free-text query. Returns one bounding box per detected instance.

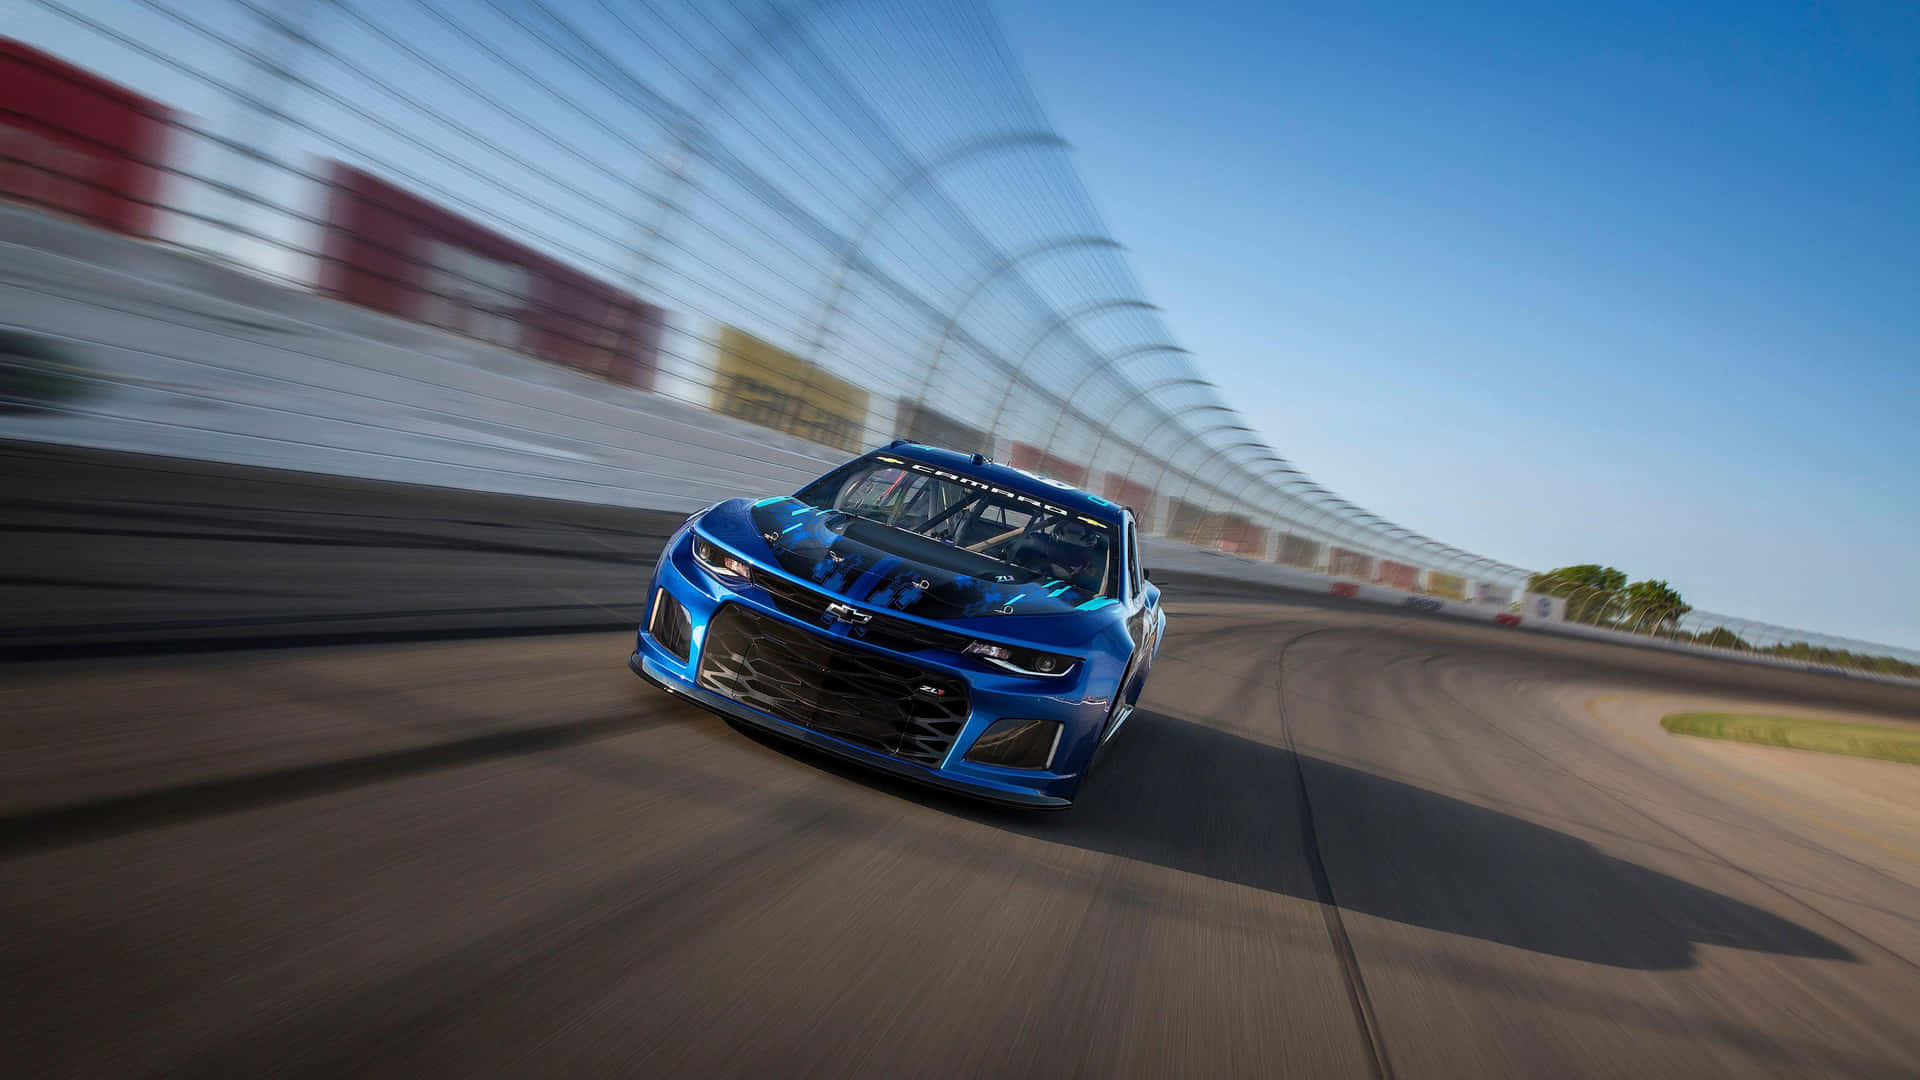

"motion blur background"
[0,0,1915,667]
[6,5,1920,1078]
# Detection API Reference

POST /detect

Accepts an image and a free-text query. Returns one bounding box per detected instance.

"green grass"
[1661,712,1920,766]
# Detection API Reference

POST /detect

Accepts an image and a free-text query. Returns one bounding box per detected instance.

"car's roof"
[874,442,1128,526]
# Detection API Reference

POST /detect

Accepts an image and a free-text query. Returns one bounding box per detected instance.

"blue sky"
[996,0,1919,647]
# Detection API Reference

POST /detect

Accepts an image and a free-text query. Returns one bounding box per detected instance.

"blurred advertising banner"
[712,326,868,453]
[1425,571,1468,600]
[1375,559,1420,591]
[1165,497,1205,542]
[1278,534,1322,568]
[1192,513,1265,556]
[1329,547,1373,579]
[1220,517,1266,557]
[894,400,985,457]
[1008,442,1088,486]
[0,38,173,239]
[1522,592,1568,621]
[317,163,660,390]
[1476,582,1515,607]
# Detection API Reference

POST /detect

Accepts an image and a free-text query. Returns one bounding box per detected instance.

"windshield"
[795,456,1117,596]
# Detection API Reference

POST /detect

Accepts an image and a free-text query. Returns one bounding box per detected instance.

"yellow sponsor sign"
[1426,571,1467,600]
[712,326,869,452]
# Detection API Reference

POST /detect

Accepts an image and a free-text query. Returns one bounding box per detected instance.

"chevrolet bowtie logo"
[824,602,872,625]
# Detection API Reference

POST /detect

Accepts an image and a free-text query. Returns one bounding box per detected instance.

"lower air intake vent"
[649,588,692,661]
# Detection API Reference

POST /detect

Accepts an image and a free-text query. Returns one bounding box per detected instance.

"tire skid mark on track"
[1283,633,1920,1074]
[1418,655,1920,978]
[169,792,881,1079]
[0,617,641,662]
[0,709,660,857]
[1274,627,1397,1080]
[0,573,290,596]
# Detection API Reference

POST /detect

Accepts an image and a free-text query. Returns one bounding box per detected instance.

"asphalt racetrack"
[5,444,1920,1078]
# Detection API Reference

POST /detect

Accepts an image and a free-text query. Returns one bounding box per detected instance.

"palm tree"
[1527,565,1627,625]
[1621,579,1690,637]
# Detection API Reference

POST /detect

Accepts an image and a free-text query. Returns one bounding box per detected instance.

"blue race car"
[629,442,1164,808]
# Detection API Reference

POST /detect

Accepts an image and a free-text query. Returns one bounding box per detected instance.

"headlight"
[693,535,752,580]
[964,640,1077,677]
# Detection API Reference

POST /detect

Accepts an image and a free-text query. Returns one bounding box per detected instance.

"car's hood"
[700,497,1119,622]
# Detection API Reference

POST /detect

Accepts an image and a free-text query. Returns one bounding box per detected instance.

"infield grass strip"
[1661,712,1920,766]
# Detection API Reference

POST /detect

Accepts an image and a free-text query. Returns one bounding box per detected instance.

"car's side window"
[1126,521,1144,597]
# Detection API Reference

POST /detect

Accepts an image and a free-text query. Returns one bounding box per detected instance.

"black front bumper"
[629,650,1071,809]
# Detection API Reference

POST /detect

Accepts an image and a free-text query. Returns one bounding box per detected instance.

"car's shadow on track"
[729,709,1854,971]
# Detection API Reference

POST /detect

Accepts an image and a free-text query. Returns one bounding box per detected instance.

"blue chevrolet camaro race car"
[629,442,1164,807]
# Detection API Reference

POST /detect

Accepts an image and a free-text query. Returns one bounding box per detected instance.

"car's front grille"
[697,603,970,766]
[749,568,837,620]
[750,568,972,655]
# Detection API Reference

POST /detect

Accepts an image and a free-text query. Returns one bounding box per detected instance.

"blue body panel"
[629,449,1163,807]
